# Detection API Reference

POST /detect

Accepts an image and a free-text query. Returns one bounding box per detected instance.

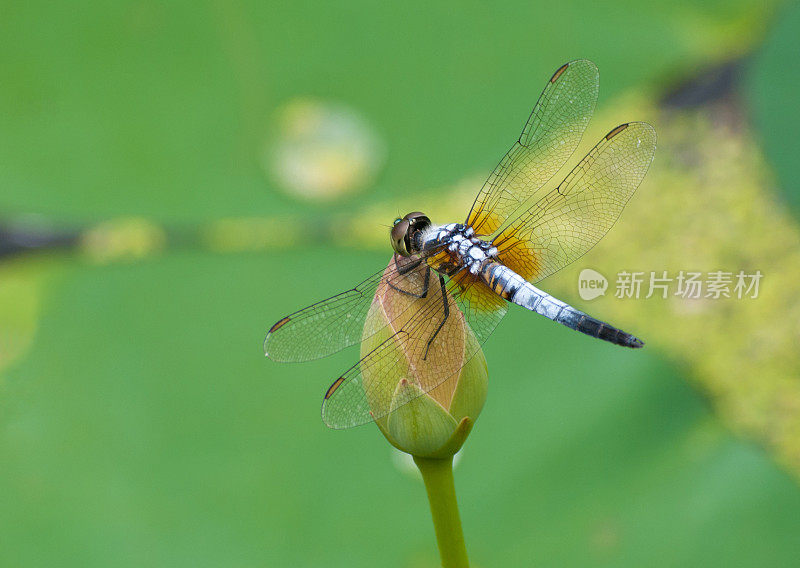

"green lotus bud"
[361,260,488,458]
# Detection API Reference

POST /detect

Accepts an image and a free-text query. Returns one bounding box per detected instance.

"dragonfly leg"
[389,257,431,298]
[423,274,450,360]
[394,255,422,275]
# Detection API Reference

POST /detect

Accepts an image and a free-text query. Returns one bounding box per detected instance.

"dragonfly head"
[390,211,431,256]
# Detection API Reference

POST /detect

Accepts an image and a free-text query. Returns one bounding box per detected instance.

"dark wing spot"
[605,123,629,140]
[268,316,291,333]
[324,376,345,399]
[550,63,569,83]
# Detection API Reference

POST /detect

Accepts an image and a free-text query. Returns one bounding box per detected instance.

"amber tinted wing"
[264,255,433,362]
[321,264,506,429]
[492,122,657,283]
[465,60,599,236]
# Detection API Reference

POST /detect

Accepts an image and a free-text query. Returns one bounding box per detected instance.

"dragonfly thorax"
[420,223,498,275]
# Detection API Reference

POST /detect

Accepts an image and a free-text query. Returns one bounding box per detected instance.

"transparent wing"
[492,122,657,283]
[264,254,434,362]
[466,60,599,236]
[321,261,506,429]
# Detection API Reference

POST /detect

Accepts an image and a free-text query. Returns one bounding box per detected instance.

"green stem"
[413,455,470,568]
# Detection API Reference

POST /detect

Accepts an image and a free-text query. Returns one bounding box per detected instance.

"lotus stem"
[413,455,470,568]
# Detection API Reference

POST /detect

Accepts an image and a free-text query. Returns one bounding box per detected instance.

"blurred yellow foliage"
[80,217,166,264]
[546,95,800,475]
[0,259,50,376]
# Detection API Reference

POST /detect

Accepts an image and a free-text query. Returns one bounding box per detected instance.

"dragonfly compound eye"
[390,212,431,256]
[390,218,412,256]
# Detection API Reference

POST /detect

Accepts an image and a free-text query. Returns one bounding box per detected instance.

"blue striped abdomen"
[478,261,643,348]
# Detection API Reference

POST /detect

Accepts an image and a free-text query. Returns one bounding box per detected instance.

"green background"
[2,1,799,566]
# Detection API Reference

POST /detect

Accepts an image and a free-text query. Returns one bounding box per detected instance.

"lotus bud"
[361,256,488,458]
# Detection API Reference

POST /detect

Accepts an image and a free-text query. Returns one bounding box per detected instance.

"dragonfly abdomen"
[478,261,526,301]
[480,261,644,348]
[555,308,644,348]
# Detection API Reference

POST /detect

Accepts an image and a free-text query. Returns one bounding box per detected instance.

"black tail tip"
[628,336,645,348]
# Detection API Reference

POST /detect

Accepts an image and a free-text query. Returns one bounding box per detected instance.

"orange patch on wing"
[425,248,456,272]
[450,269,476,292]
[495,231,541,282]
[457,273,507,313]
[467,207,504,237]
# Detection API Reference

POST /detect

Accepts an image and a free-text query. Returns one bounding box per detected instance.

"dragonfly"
[265,60,656,429]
